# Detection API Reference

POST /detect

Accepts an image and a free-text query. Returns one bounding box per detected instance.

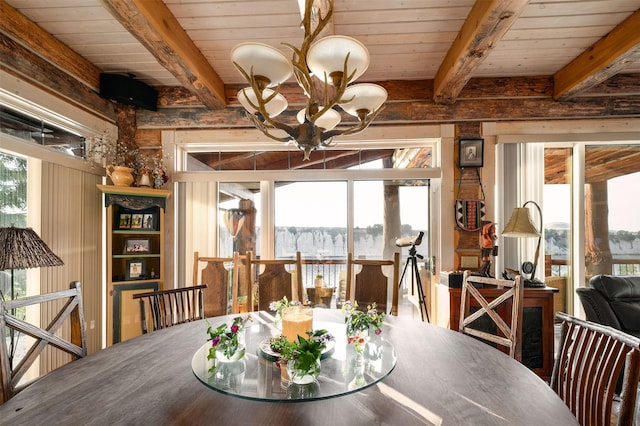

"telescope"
[395,231,424,248]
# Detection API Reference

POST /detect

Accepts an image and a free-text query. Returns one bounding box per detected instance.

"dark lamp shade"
[501,207,540,238]
[0,226,64,270]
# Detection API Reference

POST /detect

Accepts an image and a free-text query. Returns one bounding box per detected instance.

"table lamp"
[501,201,545,287]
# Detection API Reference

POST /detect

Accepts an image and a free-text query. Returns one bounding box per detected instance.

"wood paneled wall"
[39,162,102,374]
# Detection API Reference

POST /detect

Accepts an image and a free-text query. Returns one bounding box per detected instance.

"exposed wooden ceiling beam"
[0,0,102,90]
[0,33,116,121]
[553,9,640,101]
[101,0,226,109]
[433,0,528,104]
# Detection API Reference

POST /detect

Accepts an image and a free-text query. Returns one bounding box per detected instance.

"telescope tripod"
[399,245,429,322]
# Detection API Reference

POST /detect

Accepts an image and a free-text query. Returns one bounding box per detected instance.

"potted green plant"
[270,329,333,385]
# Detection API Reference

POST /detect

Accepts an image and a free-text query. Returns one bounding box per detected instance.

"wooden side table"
[444,285,558,382]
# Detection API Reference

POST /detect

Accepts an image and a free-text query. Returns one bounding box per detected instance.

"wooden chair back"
[459,270,524,361]
[246,251,303,311]
[193,252,247,316]
[346,252,400,316]
[0,281,87,403]
[132,285,207,334]
[551,312,640,426]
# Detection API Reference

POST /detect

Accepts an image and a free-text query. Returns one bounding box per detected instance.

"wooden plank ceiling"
[2,0,640,178]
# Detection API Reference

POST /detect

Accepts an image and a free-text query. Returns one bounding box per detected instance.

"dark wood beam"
[0,0,102,90]
[433,0,528,104]
[0,33,116,121]
[138,95,640,128]
[101,0,226,109]
[554,9,640,101]
[157,75,640,108]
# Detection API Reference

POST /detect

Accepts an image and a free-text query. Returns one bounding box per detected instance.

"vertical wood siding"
[39,162,102,374]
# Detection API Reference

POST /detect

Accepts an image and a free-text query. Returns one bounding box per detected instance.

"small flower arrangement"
[342,301,385,349]
[269,296,301,319]
[270,329,334,384]
[151,154,169,189]
[206,315,252,367]
[85,132,144,173]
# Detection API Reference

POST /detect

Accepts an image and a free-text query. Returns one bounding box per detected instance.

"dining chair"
[551,312,640,426]
[0,281,87,403]
[193,252,248,316]
[459,270,524,361]
[246,251,303,311]
[132,284,207,334]
[346,252,400,316]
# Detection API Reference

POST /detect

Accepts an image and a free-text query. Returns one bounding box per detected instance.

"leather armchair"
[576,275,640,339]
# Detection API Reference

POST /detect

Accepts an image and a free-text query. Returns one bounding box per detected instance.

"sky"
[274,181,428,229]
[544,171,639,232]
[228,166,639,233]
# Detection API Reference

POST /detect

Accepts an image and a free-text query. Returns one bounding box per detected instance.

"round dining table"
[0,309,578,425]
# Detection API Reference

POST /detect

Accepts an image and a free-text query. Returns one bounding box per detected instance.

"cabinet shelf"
[112,254,161,259]
[113,230,161,235]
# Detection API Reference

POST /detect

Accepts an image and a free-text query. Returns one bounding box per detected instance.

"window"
[0,105,85,159]
[0,151,27,300]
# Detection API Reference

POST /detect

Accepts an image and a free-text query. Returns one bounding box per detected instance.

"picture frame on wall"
[124,238,151,254]
[125,259,146,280]
[458,138,484,168]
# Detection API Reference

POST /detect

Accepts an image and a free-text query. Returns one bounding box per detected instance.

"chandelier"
[231,0,387,160]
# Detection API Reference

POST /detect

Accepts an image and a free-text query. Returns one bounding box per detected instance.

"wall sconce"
[501,201,545,287]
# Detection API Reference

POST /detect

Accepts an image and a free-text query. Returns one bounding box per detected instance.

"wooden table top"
[0,309,578,426]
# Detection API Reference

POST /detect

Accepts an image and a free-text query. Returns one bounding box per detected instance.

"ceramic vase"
[105,165,134,187]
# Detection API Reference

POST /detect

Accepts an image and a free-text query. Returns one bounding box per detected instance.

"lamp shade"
[501,207,540,238]
[339,83,388,117]
[296,107,341,130]
[231,43,293,87]
[0,226,64,270]
[307,35,370,85]
[238,88,288,117]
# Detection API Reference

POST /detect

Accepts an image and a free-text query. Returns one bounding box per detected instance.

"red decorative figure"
[479,222,497,277]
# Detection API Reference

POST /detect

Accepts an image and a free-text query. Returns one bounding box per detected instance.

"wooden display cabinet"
[98,185,171,345]
[439,283,558,382]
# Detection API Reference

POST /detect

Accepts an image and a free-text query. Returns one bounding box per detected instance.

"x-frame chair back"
[459,270,524,361]
[0,281,86,403]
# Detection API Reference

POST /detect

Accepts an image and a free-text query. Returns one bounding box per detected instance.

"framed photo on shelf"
[124,238,151,254]
[125,259,146,280]
[118,213,132,229]
[142,213,155,230]
[458,138,484,168]
[130,213,144,229]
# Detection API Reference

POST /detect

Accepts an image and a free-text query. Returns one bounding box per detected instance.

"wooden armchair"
[346,252,400,315]
[0,281,86,403]
[246,251,303,311]
[459,270,524,361]
[193,252,247,316]
[132,284,207,334]
[551,312,640,426]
